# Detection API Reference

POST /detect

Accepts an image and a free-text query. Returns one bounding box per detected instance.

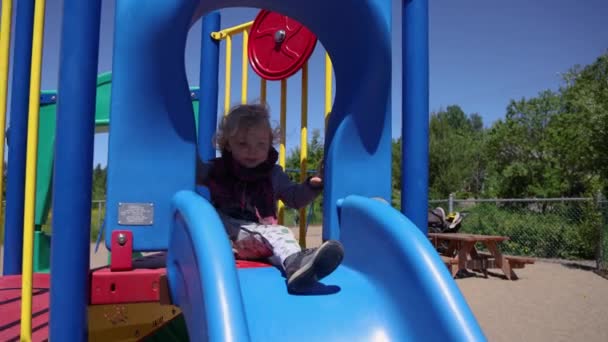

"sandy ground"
[457,262,608,342]
[2,225,608,341]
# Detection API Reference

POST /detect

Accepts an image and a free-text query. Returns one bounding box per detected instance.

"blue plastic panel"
[337,196,486,341]
[105,1,200,250]
[402,0,430,232]
[198,0,393,242]
[106,0,392,250]
[167,191,250,341]
[50,1,102,340]
[167,192,486,341]
[3,0,35,276]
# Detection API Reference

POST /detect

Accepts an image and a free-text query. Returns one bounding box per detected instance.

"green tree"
[559,52,608,194]
[469,113,484,133]
[429,105,486,198]
[92,164,107,200]
[485,90,564,198]
[439,105,470,131]
[485,52,608,198]
[285,129,324,178]
[284,129,325,224]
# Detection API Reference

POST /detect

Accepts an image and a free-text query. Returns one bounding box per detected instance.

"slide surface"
[167,192,486,341]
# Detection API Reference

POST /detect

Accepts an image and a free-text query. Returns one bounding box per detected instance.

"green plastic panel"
[33,230,51,273]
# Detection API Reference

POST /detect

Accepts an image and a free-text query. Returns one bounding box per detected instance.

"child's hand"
[308,159,324,188]
[309,175,323,188]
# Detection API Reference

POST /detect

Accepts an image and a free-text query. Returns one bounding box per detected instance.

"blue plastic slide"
[167,192,486,341]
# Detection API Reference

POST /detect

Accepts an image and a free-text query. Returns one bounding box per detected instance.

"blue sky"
[8,0,608,166]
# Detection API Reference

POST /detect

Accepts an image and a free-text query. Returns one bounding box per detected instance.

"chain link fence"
[597,197,608,275]
[430,195,608,270]
[86,196,608,272]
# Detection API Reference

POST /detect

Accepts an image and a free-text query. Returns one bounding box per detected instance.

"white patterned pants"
[220,215,302,269]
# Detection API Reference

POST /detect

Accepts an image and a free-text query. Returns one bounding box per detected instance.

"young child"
[196,103,344,293]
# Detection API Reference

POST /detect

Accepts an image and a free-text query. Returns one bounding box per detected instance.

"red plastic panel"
[235,260,273,268]
[0,274,50,342]
[90,267,166,305]
[111,230,133,271]
[248,10,317,80]
[91,259,271,305]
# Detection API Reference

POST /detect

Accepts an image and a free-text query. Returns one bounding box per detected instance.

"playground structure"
[8,13,329,274]
[6,73,206,273]
[1,1,486,341]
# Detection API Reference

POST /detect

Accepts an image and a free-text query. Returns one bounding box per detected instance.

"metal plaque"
[118,202,154,226]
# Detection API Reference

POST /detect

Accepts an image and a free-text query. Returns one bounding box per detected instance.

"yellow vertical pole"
[241,30,248,104]
[260,79,267,104]
[278,79,287,224]
[224,35,232,114]
[299,63,309,248]
[21,0,47,340]
[325,52,332,128]
[0,0,14,215]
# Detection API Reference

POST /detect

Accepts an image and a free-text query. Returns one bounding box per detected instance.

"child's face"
[227,124,271,168]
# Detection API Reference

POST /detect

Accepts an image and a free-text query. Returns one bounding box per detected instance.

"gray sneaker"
[283,240,344,293]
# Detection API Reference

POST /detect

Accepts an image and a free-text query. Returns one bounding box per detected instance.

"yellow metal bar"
[22,0,46,340]
[241,30,248,104]
[278,79,287,224]
[0,0,14,222]
[260,79,267,104]
[224,35,232,114]
[325,53,333,128]
[210,20,254,40]
[299,63,309,248]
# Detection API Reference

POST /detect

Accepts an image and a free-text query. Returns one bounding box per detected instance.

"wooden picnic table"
[428,232,534,280]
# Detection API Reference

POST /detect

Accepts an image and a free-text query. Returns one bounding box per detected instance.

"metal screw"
[274,30,286,43]
[117,233,127,246]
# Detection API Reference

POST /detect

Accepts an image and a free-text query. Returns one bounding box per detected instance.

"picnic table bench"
[429,232,534,280]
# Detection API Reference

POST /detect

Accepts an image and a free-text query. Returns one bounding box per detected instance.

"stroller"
[428,207,464,254]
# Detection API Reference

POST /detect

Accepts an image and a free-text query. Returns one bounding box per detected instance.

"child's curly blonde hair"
[214,103,280,151]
